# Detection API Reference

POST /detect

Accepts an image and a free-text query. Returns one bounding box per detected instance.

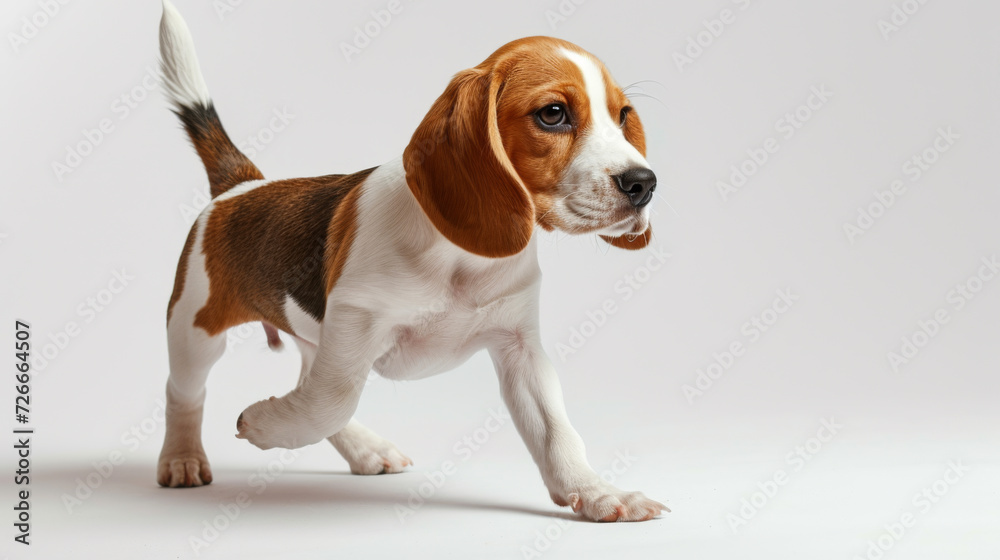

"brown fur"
[179,169,374,337]
[601,227,652,249]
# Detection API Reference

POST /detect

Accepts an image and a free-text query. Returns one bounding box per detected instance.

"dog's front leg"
[237,305,387,450]
[489,331,667,522]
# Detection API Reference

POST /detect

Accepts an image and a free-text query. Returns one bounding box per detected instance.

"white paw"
[343,442,412,475]
[555,484,668,522]
[236,396,314,450]
[329,422,413,475]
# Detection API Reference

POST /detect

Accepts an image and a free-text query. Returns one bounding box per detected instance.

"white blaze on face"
[557,48,652,234]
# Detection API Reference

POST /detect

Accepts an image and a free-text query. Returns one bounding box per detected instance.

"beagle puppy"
[157,0,665,522]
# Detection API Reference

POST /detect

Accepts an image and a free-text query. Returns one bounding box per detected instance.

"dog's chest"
[371,270,520,380]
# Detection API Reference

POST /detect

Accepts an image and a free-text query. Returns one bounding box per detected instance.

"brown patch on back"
[192,168,375,337]
[166,225,197,324]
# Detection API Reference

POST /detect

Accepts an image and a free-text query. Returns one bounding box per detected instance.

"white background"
[2,0,999,558]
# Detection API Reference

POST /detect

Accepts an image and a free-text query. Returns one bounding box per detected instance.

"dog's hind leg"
[158,220,226,488]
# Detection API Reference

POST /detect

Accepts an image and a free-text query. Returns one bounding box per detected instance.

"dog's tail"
[159,0,262,198]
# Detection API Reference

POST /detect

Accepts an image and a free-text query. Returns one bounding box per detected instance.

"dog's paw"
[555,485,668,522]
[157,451,213,488]
[341,439,412,475]
[236,397,303,450]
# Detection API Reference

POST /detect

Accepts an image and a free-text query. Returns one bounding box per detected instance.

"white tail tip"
[159,0,212,109]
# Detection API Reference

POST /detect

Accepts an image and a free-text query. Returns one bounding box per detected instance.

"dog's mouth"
[555,213,647,238]
[542,175,655,237]
[556,195,646,234]
[597,214,648,237]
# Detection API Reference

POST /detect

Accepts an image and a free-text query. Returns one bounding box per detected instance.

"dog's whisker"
[654,192,680,217]
[625,92,671,112]
[623,79,668,94]
[536,192,577,223]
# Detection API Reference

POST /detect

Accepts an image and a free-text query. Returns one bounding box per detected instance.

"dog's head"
[404,36,655,258]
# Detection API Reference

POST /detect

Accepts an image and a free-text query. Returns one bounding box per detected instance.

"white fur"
[213,179,269,202]
[283,295,321,344]
[159,0,211,109]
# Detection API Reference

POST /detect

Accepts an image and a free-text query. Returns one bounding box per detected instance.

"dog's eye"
[536,104,569,129]
[619,106,632,127]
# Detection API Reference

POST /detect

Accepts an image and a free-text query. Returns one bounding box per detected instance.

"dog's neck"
[358,155,542,270]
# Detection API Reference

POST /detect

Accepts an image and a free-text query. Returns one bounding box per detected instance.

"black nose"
[613,168,656,208]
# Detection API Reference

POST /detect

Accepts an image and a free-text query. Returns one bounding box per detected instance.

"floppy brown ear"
[601,225,653,250]
[403,67,535,258]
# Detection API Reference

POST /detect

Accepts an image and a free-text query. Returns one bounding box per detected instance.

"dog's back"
[171,171,373,336]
